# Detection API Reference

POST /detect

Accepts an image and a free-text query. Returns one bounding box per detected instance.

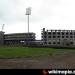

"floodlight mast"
[2,24,5,31]
[25,7,31,33]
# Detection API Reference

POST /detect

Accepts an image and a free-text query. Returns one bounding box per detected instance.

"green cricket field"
[0,46,75,58]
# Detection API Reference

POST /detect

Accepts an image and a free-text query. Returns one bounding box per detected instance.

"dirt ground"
[0,52,75,69]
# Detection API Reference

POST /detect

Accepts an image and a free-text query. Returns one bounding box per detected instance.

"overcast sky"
[0,0,75,39]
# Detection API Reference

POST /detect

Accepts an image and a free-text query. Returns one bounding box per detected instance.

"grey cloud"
[0,0,17,24]
[25,0,64,23]
[0,0,74,25]
[14,0,62,23]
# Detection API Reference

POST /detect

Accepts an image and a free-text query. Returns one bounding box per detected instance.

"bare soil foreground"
[0,52,75,69]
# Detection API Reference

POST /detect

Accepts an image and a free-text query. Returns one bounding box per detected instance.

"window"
[44,36,46,38]
[57,32,60,35]
[62,32,64,35]
[53,42,56,44]
[66,36,68,38]
[66,32,68,35]
[41,36,43,38]
[49,42,51,44]
[70,42,73,44]
[62,36,64,38]
[44,42,47,44]
[48,36,51,38]
[53,32,55,35]
[48,32,51,35]
[70,32,72,35]
[57,42,60,44]
[44,32,47,35]
[57,36,60,38]
[66,43,69,46]
[70,36,73,38]
[53,36,56,38]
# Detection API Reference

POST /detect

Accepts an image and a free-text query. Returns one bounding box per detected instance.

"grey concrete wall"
[41,28,75,47]
[0,31,4,45]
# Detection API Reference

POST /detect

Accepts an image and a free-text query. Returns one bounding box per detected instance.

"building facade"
[0,31,5,45]
[0,28,75,47]
[0,32,35,45]
[41,28,75,47]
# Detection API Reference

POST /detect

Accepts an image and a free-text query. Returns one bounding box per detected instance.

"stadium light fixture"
[25,7,31,33]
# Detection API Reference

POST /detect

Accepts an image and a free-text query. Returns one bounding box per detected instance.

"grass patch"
[0,46,75,58]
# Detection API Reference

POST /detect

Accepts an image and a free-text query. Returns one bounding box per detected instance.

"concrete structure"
[0,31,5,45]
[1,28,75,47]
[0,31,35,45]
[41,28,75,47]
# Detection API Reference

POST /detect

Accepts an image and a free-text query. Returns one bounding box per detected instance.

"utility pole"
[25,7,31,33]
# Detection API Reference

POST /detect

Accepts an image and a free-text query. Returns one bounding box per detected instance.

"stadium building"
[0,28,75,47]
[41,28,75,47]
[0,31,35,45]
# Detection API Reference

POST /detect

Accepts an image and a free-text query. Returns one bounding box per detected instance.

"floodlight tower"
[25,7,31,33]
[1,24,5,31]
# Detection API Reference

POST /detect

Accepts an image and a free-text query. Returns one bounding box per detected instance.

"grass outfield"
[0,46,75,58]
